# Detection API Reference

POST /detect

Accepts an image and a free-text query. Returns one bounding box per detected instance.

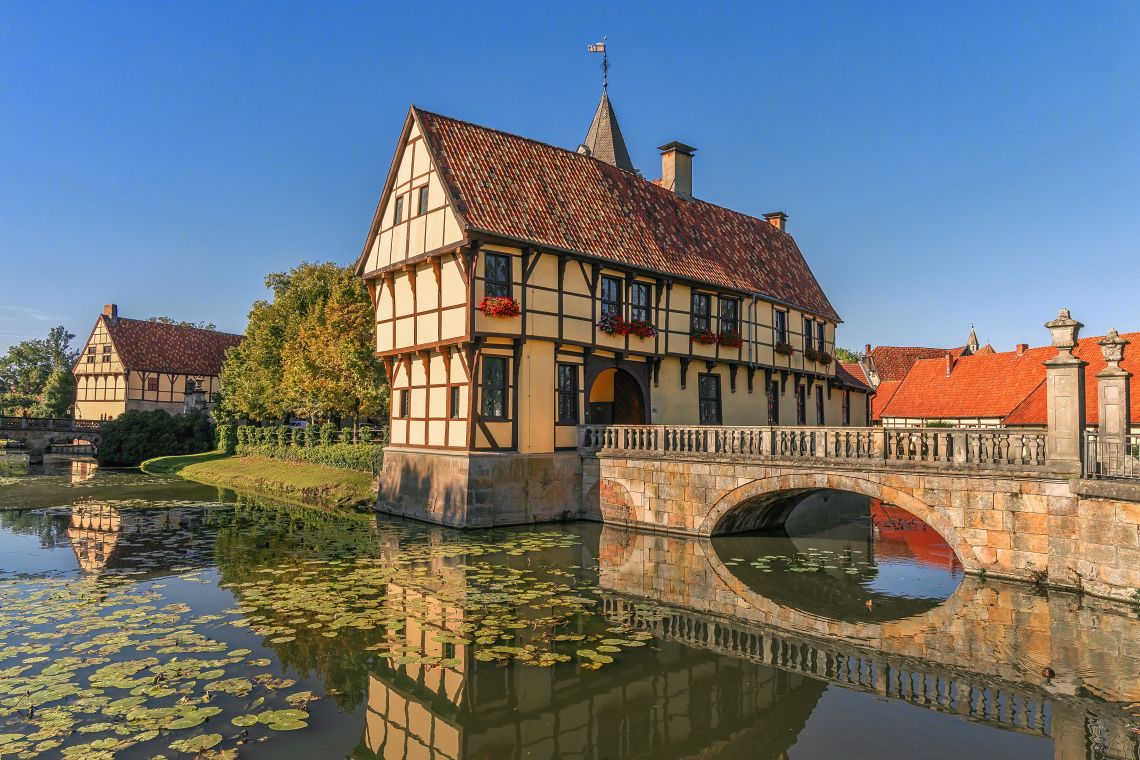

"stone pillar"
[1043,309,1086,474]
[1095,329,1131,476]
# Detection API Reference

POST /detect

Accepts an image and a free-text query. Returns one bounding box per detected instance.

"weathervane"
[587,36,608,90]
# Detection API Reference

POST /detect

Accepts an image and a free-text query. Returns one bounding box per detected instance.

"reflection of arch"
[585,361,649,425]
[700,474,978,570]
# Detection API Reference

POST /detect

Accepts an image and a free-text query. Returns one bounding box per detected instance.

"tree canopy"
[0,326,78,417]
[218,262,387,424]
[147,316,217,330]
[834,347,861,363]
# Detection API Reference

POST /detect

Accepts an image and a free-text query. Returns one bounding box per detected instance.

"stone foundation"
[376,447,584,528]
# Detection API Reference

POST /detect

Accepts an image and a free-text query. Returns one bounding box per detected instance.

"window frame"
[698,373,722,426]
[803,316,815,352]
[484,253,512,299]
[775,310,788,344]
[720,298,740,335]
[449,386,462,420]
[815,390,825,426]
[417,186,429,216]
[556,363,578,425]
[767,380,779,425]
[816,321,826,353]
[600,275,623,318]
[146,377,160,393]
[481,356,508,420]
[842,390,851,426]
[393,195,404,225]
[691,292,711,333]
[796,385,807,425]
[398,389,410,419]
[630,281,651,323]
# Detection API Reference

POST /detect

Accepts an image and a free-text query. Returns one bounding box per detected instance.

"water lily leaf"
[230,714,258,727]
[168,733,222,753]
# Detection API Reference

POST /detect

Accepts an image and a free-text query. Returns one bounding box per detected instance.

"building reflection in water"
[69,458,98,483]
[66,502,216,575]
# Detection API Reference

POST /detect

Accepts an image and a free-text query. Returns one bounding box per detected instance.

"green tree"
[0,326,78,416]
[218,262,387,427]
[147,316,217,330]
[834,347,861,363]
[96,409,214,467]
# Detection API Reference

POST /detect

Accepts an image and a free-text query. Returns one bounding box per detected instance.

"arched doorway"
[588,367,647,425]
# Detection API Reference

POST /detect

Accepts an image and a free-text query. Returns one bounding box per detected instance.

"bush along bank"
[233,424,386,474]
[97,409,214,467]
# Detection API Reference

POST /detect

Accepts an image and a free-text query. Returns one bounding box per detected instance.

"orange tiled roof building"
[72,304,242,420]
[357,94,871,526]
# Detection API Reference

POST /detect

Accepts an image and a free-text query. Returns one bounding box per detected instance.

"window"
[630,282,651,323]
[484,253,511,298]
[842,390,851,426]
[803,317,815,351]
[101,345,111,363]
[720,298,739,335]
[449,386,461,419]
[481,357,508,419]
[600,275,623,318]
[86,347,94,364]
[146,377,159,392]
[767,380,779,425]
[816,390,825,426]
[698,374,722,425]
[775,310,788,344]
[393,195,404,224]
[398,389,410,418]
[417,186,429,216]
[691,293,711,332]
[556,363,578,424]
[796,385,807,425]
[816,321,826,353]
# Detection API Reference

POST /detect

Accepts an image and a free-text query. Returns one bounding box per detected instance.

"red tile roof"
[879,333,1140,425]
[411,108,840,322]
[838,361,871,391]
[96,317,242,376]
[871,380,901,422]
[867,343,994,383]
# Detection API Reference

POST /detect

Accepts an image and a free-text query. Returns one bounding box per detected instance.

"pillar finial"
[1098,328,1129,371]
[1045,307,1083,355]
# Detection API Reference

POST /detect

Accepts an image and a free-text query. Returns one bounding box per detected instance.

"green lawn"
[142,452,376,509]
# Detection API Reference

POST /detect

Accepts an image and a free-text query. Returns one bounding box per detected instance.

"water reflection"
[0,475,1137,758]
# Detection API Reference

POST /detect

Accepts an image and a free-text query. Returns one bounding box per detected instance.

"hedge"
[97,409,214,467]
[234,424,387,473]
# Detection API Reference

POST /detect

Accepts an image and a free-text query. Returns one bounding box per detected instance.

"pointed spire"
[579,91,634,172]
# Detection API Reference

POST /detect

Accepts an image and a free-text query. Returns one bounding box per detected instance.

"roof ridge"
[109,315,243,339]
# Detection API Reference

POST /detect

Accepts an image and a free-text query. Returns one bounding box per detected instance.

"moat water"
[1,452,1138,759]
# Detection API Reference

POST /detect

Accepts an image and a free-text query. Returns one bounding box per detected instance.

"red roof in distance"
[88,316,243,377]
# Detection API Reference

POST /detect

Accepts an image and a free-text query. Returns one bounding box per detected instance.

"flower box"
[774,341,794,356]
[596,315,660,340]
[477,296,521,318]
[803,347,820,362]
[719,331,743,348]
[817,351,833,366]
[692,329,719,345]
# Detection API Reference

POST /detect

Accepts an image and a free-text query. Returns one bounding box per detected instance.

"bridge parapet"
[580,424,1052,476]
[1,416,102,432]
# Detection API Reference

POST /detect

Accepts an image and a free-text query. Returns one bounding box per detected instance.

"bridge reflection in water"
[356,511,1140,760]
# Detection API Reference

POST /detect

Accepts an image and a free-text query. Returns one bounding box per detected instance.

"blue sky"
[2,1,1137,354]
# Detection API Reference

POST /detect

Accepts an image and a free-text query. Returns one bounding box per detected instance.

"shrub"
[235,440,382,473]
[96,409,214,467]
[319,422,337,446]
[217,422,237,455]
[275,426,288,447]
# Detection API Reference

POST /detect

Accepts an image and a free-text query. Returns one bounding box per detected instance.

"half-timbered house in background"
[357,95,871,526]
[72,304,242,420]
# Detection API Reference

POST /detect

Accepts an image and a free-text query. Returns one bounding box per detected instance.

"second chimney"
[658,142,696,198]
[103,304,118,320]
[1016,343,1028,356]
[764,212,788,232]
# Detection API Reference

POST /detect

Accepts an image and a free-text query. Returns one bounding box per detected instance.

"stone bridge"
[580,423,1140,601]
[1,416,102,463]
[597,526,1140,759]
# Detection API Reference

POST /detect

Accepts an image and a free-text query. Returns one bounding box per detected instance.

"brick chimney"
[1016,343,1028,356]
[103,304,118,320]
[763,212,788,232]
[658,142,695,198]
[946,352,956,376]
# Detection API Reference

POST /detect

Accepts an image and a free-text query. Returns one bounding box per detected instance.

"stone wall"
[377,448,583,528]
[586,452,1140,601]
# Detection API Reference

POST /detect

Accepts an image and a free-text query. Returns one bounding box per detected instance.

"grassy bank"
[142,452,375,508]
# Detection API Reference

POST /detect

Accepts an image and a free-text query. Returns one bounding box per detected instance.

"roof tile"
[92,317,242,377]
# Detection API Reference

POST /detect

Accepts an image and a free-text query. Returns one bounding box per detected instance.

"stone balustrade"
[0,416,102,431]
[579,424,1049,473]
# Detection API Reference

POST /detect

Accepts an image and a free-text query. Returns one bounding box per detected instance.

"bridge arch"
[698,472,980,571]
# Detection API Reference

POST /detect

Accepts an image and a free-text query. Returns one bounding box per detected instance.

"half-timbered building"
[72,304,242,420]
[358,97,871,526]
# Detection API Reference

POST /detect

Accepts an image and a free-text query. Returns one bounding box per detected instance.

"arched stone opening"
[586,366,648,425]
[700,473,978,571]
